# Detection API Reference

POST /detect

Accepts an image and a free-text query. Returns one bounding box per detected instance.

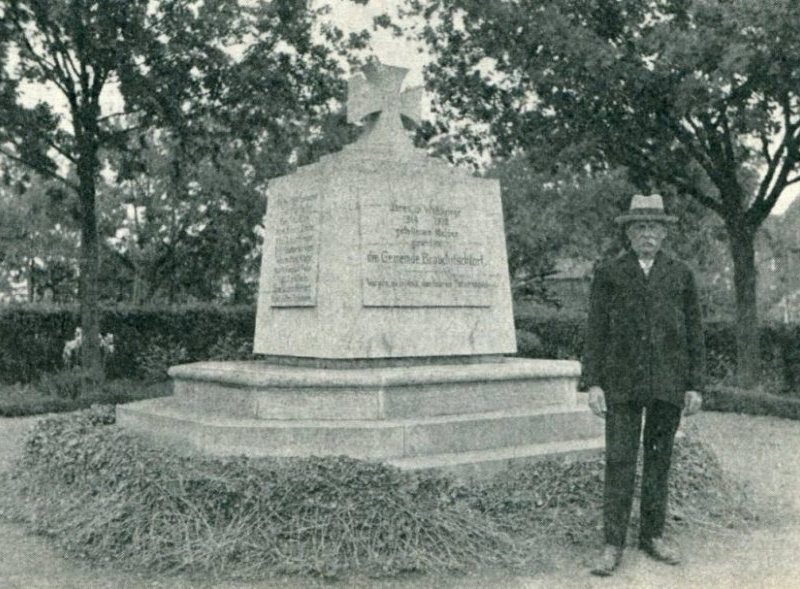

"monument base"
[117,358,604,479]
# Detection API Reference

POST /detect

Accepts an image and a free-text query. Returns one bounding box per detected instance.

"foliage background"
[1,305,798,393]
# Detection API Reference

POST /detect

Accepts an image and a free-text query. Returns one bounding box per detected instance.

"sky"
[12,0,800,215]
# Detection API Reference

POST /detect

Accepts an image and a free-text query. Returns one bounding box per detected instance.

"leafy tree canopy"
[386,0,800,384]
[0,0,366,186]
[0,0,370,376]
[393,0,800,231]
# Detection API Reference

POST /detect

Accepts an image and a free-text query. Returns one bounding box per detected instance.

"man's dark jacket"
[580,249,706,406]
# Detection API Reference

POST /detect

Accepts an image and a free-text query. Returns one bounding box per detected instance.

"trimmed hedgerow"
[0,304,255,383]
[0,407,756,581]
[515,315,586,360]
[0,379,170,418]
[702,385,800,420]
[3,303,799,391]
[0,304,78,383]
[515,315,800,392]
[101,305,255,380]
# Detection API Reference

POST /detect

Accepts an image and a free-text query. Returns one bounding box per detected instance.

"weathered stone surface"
[118,398,600,463]
[254,63,516,358]
[117,400,407,459]
[386,437,605,480]
[168,359,580,420]
[168,358,580,388]
[268,192,321,307]
[116,358,605,478]
[117,63,602,477]
[402,407,599,456]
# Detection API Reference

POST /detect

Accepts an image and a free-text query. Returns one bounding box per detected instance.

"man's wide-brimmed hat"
[615,194,678,225]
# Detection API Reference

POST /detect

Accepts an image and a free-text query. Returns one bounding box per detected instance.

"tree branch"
[0,146,77,191]
[758,130,773,163]
[90,68,109,106]
[615,136,727,217]
[40,22,81,95]
[749,94,800,226]
[698,114,726,178]
[747,142,800,228]
[41,135,76,164]
[724,73,759,105]
[671,174,726,217]
[102,242,137,272]
[60,44,82,82]
[685,116,709,152]
[664,113,720,186]
[719,112,737,172]
[97,111,136,124]
[12,22,71,98]
[756,129,787,203]
[98,123,149,145]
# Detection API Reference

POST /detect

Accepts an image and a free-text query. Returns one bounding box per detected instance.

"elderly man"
[581,194,705,576]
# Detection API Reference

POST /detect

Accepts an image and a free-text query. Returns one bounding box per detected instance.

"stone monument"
[117,63,603,478]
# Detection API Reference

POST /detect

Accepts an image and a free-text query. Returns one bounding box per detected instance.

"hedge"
[515,315,800,392]
[701,385,800,420]
[1,304,799,391]
[0,379,170,417]
[0,304,254,383]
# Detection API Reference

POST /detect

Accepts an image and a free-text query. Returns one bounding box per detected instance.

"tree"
[492,158,719,307]
[98,106,363,305]
[488,161,631,301]
[0,0,243,377]
[0,166,79,301]
[98,131,262,304]
[393,0,800,386]
[0,0,366,378]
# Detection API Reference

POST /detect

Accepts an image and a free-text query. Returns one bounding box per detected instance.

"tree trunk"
[728,225,760,388]
[27,258,35,302]
[76,119,103,383]
[132,270,142,304]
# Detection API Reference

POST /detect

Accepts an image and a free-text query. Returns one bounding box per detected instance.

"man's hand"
[588,386,607,418]
[683,390,702,416]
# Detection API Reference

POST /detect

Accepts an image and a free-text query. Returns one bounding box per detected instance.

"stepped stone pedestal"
[117,62,604,478]
[117,358,603,478]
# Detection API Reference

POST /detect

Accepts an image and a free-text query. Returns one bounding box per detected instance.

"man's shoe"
[589,545,623,576]
[639,536,681,565]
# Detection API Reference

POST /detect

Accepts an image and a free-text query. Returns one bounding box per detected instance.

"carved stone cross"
[347,62,422,150]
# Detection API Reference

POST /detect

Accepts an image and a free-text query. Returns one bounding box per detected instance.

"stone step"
[169,359,581,420]
[172,377,577,421]
[117,398,602,460]
[386,436,606,480]
[402,406,601,456]
[118,399,404,460]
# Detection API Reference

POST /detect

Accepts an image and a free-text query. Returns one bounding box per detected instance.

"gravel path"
[0,411,798,589]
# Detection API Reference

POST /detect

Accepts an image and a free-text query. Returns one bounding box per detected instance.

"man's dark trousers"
[603,399,683,547]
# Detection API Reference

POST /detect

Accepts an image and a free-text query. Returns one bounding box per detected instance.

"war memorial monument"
[118,63,603,477]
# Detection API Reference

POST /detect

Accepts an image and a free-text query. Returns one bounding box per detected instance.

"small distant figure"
[62,328,115,369]
[580,194,706,576]
[62,327,83,368]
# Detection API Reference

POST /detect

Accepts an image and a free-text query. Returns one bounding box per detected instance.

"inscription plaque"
[270,192,321,307]
[361,192,499,307]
